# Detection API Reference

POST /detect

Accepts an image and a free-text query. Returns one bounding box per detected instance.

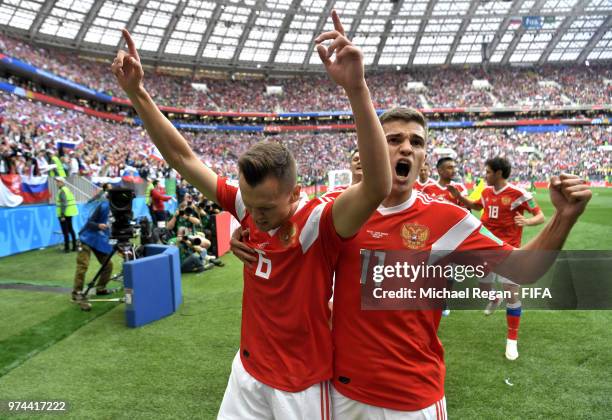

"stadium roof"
[0,0,610,73]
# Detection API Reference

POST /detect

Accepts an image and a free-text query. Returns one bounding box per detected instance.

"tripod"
[76,240,136,311]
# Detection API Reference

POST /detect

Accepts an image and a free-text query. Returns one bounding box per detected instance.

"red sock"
[506,305,521,340]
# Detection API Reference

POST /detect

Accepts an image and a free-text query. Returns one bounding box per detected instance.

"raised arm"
[496,174,591,283]
[111,30,219,204]
[315,11,392,238]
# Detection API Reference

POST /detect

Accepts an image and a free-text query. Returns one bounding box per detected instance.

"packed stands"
[1,34,610,111]
[2,91,609,185]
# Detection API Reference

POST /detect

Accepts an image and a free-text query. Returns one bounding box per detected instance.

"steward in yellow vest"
[55,177,78,252]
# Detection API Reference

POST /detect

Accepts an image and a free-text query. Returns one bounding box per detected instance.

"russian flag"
[121,166,144,184]
[56,139,83,150]
[21,175,50,203]
[149,146,164,162]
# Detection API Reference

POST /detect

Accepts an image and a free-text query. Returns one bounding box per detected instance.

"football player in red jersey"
[232,107,591,418]
[415,161,435,191]
[422,157,469,206]
[447,156,545,360]
[112,12,393,419]
[234,108,592,418]
[329,111,590,419]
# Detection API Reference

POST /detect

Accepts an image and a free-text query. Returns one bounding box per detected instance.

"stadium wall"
[0,197,152,258]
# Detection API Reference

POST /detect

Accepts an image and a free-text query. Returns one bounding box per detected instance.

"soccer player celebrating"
[328,110,590,418]
[447,156,545,360]
[415,160,435,191]
[233,108,592,419]
[111,11,392,419]
[423,156,469,205]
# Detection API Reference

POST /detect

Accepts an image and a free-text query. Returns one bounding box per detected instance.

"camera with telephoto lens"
[107,187,136,242]
[178,206,195,217]
[181,233,205,247]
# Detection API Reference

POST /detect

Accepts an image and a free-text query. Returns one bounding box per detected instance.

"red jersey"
[414,177,435,191]
[216,177,344,392]
[480,184,541,248]
[332,191,512,411]
[422,181,468,206]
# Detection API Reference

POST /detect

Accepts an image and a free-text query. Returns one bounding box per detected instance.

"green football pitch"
[0,188,610,419]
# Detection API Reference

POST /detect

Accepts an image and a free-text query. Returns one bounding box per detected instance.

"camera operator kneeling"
[172,227,213,273]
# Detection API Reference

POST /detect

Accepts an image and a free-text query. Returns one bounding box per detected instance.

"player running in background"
[111,11,392,419]
[415,161,435,191]
[422,156,469,206]
[423,156,470,315]
[231,107,592,418]
[447,156,545,360]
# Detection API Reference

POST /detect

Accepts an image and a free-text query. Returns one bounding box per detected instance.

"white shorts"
[332,385,447,420]
[217,351,333,420]
[480,272,518,286]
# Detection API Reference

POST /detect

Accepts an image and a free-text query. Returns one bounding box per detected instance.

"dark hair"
[238,142,297,190]
[350,148,359,158]
[436,156,455,168]
[379,107,428,136]
[486,156,512,179]
[152,179,159,187]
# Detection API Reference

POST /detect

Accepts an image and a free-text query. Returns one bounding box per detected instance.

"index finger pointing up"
[331,10,345,36]
[122,28,139,59]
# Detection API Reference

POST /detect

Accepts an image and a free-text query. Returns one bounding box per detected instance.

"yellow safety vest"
[49,156,66,178]
[56,185,78,217]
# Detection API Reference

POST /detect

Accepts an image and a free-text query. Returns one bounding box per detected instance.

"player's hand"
[514,215,527,226]
[111,29,144,97]
[549,174,592,220]
[315,10,366,92]
[98,223,108,230]
[446,184,460,198]
[230,227,257,266]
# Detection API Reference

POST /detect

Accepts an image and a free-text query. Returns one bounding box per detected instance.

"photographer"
[166,202,202,236]
[170,227,213,273]
[71,185,114,301]
[193,198,224,259]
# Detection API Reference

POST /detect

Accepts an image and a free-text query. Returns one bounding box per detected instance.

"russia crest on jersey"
[401,223,429,249]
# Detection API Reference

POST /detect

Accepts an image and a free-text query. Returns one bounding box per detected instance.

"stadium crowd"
[0,92,171,179]
[1,34,610,111]
[1,92,609,184]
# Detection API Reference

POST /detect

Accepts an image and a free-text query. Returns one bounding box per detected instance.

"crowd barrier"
[2,181,610,259]
[0,197,153,258]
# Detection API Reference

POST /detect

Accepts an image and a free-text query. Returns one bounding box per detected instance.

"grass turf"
[0,188,610,418]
